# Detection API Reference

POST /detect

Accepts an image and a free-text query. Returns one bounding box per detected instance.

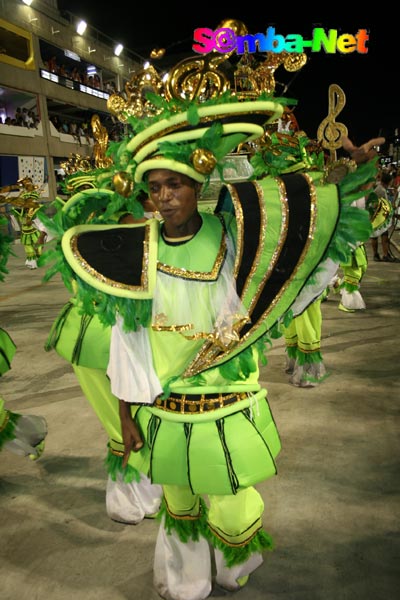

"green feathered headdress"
[100,91,293,192]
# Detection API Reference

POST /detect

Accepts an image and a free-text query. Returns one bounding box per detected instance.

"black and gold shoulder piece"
[62,219,159,299]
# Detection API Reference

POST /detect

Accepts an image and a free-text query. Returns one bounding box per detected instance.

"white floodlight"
[76,20,87,36]
[114,44,123,57]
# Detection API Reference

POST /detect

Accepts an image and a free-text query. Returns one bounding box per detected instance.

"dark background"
[57,3,397,150]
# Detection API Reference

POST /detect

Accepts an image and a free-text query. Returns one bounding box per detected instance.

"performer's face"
[147,169,202,238]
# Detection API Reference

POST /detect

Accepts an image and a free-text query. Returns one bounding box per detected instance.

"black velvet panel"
[237,173,311,336]
[76,227,146,286]
[234,181,262,297]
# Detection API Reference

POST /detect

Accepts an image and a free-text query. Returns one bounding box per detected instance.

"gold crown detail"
[107,19,307,123]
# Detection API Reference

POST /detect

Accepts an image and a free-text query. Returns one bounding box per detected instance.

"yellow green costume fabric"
[37,105,376,569]
[284,299,323,359]
[340,244,368,291]
[52,171,372,491]
[282,296,327,387]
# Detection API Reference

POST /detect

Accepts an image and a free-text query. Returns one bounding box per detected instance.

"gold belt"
[154,392,249,414]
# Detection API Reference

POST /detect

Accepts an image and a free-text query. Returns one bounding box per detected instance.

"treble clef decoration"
[317,84,348,162]
[164,54,230,102]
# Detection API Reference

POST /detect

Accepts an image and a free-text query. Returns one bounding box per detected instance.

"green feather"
[205,525,274,567]
[157,497,209,543]
[104,446,141,483]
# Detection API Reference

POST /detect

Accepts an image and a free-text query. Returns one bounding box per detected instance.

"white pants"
[106,472,162,524]
[153,515,263,600]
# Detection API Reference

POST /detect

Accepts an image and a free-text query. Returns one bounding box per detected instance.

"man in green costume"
[47,86,377,599]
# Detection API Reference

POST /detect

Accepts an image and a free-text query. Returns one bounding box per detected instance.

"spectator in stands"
[27,110,37,128]
[59,64,68,77]
[93,73,101,89]
[69,122,81,144]
[50,115,61,132]
[14,107,23,126]
[77,123,86,142]
[71,67,82,83]
[47,56,58,73]
[81,122,92,144]
[105,81,116,94]
[21,108,31,128]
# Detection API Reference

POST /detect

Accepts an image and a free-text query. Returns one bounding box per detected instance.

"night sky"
[56,2,397,149]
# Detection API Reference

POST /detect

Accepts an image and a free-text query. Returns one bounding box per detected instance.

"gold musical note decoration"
[164,54,230,102]
[317,83,348,162]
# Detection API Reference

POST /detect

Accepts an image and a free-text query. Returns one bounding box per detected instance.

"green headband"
[127,99,284,185]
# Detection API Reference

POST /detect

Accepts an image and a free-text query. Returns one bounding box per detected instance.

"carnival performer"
[336,136,388,312]
[368,170,396,262]
[338,225,368,312]
[37,73,378,600]
[10,178,43,269]
[0,215,47,458]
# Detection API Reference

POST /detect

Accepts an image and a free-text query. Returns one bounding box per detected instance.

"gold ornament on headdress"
[190,148,218,174]
[234,50,307,98]
[91,114,113,168]
[216,18,249,36]
[106,19,308,124]
[317,84,357,183]
[162,16,248,103]
[150,48,166,60]
[107,65,165,121]
[317,84,348,162]
[112,171,133,197]
[59,116,114,194]
[164,54,230,102]
[60,153,92,176]
[59,153,95,193]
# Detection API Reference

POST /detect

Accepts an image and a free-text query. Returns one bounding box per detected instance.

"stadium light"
[76,20,87,36]
[114,44,123,57]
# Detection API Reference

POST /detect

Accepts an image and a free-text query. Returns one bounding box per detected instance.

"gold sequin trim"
[157,231,226,280]
[208,520,263,548]
[151,315,194,333]
[164,496,202,521]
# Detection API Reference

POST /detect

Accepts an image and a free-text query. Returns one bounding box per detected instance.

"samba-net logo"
[192,27,369,55]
